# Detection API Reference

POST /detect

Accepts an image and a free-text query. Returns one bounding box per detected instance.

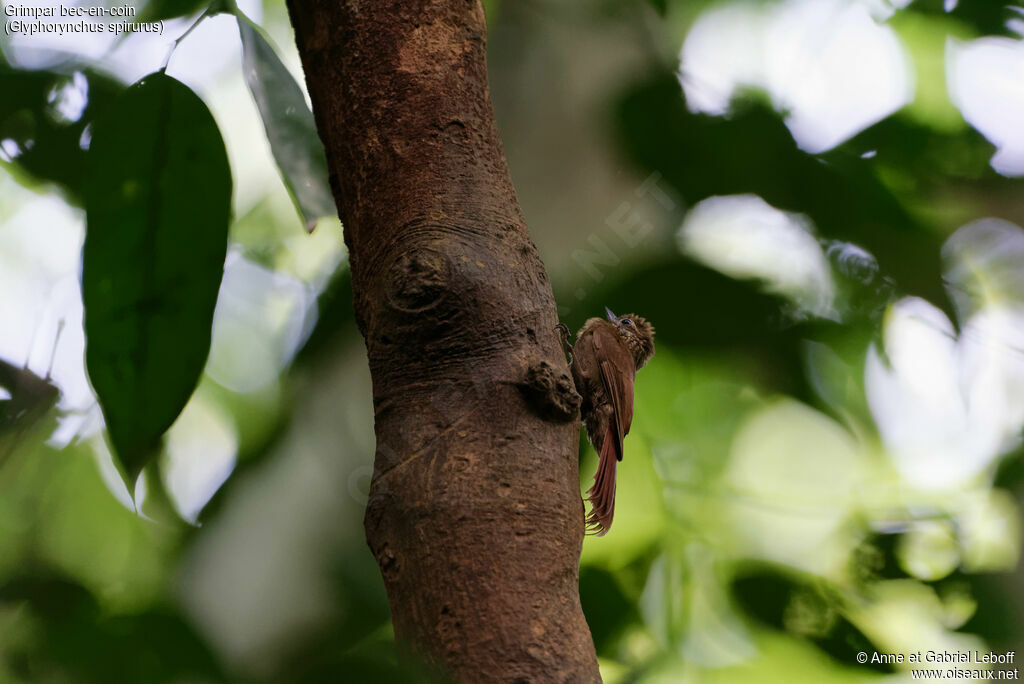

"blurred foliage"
[0,575,225,683]
[613,73,947,308]
[2,0,1024,682]
[0,53,124,202]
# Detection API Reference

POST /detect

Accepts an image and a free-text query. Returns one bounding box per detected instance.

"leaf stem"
[160,2,221,72]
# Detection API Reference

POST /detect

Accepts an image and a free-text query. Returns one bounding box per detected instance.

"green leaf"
[83,72,232,489]
[237,14,335,233]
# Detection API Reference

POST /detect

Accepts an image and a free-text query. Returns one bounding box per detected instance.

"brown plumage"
[559,309,655,536]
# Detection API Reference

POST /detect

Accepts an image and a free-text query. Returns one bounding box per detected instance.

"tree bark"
[286,1,601,681]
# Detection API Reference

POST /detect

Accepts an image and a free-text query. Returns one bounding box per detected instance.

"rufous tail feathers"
[585,427,618,536]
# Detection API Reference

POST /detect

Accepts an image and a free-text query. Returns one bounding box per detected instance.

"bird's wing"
[591,325,635,461]
[578,323,637,535]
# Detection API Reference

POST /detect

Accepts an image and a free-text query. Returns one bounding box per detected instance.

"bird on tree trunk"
[558,308,655,535]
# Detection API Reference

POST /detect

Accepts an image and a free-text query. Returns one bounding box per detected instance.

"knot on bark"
[386,248,450,314]
[371,540,399,582]
[519,359,580,423]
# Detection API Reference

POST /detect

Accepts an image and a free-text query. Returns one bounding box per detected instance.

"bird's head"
[605,308,655,369]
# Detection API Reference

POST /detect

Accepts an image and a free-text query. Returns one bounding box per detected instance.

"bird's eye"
[623,319,634,328]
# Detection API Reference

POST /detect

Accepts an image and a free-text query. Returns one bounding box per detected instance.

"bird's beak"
[604,307,618,323]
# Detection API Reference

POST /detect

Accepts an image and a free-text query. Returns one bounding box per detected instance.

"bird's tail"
[585,427,618,536]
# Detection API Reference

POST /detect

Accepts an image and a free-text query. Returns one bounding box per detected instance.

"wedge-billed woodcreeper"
[558,308,655,535]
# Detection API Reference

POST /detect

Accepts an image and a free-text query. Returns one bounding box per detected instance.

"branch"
[286,1,599,680]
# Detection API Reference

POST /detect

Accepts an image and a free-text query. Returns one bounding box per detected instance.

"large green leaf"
[237,14,335,232]
[83,72,232,488]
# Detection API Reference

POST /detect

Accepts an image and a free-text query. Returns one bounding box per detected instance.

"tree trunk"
[286,1,601,681]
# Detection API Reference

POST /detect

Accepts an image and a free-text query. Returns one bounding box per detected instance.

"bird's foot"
[555,323,574,364]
